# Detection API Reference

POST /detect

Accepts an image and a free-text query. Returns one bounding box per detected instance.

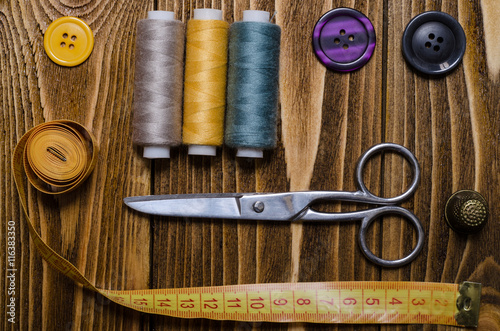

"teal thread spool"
[225,10,281,158]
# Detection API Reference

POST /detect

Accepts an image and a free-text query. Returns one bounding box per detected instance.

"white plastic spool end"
[143,146,171,159]
[147,11,175,21]
[188,145,217,156]
[236,148,264,158]
[193,9,223,20]
[242,10,270,22]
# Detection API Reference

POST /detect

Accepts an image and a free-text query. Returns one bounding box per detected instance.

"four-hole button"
[402,11,466,75]
[44,16,94,67]
[313,8,376,72]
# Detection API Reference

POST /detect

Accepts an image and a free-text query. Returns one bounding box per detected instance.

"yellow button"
[44,16,94,67]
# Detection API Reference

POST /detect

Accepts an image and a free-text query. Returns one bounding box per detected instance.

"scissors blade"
[124,193,243,219]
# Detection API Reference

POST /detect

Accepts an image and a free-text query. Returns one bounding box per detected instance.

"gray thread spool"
[132,11,185,158]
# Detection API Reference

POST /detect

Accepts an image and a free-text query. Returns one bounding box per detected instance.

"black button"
[402,11,466,75]
[312,8,376,72]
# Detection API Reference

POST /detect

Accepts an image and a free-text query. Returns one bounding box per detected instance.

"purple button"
[313,8,376,72]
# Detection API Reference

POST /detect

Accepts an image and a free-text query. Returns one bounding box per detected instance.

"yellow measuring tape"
[13,121,481,326]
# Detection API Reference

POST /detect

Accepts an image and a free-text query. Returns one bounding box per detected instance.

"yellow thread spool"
[182,9,229,156]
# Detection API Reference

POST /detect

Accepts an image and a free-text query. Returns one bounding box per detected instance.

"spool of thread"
[132,11,185,159]
[225,10,281,158]
[182,9,229,156]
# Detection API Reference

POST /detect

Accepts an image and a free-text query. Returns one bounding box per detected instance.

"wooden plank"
[1,0,153,330]
[291,1,384,330]
[456,1,500,289]
[303,0,385,284]
[385,1,500,329]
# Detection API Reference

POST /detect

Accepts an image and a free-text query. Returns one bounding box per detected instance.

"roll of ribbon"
[17,120,97,194]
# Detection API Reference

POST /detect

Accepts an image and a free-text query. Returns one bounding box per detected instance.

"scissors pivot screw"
[253,201,265,213]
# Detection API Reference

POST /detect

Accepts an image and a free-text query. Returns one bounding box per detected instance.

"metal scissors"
[125,143,424,268]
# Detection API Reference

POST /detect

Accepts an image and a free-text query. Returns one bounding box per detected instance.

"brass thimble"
[445,190,488,234]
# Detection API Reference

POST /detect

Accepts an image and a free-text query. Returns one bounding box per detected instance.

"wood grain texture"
[1,0,152,330]
[1,1,499,331]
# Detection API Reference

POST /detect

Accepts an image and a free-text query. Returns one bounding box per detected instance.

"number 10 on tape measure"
[100,281,480,326]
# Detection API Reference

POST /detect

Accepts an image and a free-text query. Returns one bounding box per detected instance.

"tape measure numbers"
[12,121,481,327]
[100,281,480,325]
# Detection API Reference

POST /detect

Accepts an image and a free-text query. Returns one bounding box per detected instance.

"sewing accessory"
[13,129,481,325]
[312,8,376,72]
[225,10,281,158]
[445,190,488,234]
[17,120,97,193]
[44,16,94,67]
[132,11,185,158]
[125,143,423,268]
[100,281,480,326]
[182,9,229,156]
[402,11,466,75]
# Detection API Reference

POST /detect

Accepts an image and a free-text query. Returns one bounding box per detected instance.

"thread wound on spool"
[182,19,229,146]
[132,19,185,149]
[225,21,281,150]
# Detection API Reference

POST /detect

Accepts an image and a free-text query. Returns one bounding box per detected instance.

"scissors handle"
[358,206,424,267]
[355,143,420,204]
[299,206,424,267]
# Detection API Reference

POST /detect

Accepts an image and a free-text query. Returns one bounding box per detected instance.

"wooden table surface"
[1,0,499,330]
